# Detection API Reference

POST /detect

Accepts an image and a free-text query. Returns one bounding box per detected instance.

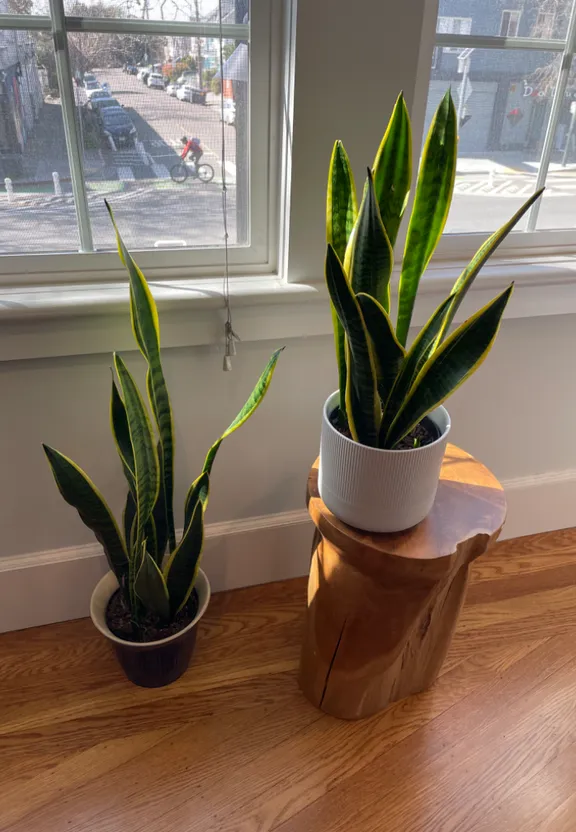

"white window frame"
[0,0,285,285]
[419,0,576,261]
[500,9,522,38]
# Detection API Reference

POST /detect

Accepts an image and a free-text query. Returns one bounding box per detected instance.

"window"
[0,0,282,278]
[437,16,472,53]
[500,10,522,38]
[425,0,576,243]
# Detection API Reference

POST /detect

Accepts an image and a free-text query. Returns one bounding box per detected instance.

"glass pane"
[68,31,247,251]
[424,48,559,234]
[62,0,249,25]
[0,0,39,14]
[0,30,80,253]
[435,0,571,41]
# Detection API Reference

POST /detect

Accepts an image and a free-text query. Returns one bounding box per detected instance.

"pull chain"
[218,0,239,371]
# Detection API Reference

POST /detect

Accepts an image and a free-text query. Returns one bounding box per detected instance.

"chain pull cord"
[218,0,237,371]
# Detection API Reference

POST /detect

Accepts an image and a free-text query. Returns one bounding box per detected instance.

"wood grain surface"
[1,527,576,832]
[300,446,506,719]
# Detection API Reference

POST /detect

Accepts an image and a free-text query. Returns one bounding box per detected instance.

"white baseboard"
[0,510,313,633]
[2,469,576,633]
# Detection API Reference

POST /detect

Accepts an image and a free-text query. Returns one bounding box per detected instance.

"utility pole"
[194,0,203,88]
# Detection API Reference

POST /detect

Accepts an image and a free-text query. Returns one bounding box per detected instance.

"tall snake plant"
[327,90,542,449]
[44,203,282,633]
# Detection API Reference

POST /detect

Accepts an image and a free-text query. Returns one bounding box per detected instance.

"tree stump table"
[298,444,507,720]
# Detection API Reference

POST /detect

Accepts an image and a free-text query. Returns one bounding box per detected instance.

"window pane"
[0,29,81,253]
[435,0,570,40]
[69,32,247,251]
[424,48,559,234]
[62,0,248,25]
[0,0,36,14]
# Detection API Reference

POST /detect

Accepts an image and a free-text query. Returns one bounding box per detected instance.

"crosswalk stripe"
[117,166,135,181]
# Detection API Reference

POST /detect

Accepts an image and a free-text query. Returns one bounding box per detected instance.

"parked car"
[83,73,97,84]
[87,97,123,112]
[84,79,101,92]
[97,107,137,148]
[147,72,165,90]
[176,85,207,105]
[221,98,236,125]
[176,72,197,85]
[140,69,151,84]
[165,82,180,97]
[86,87,111,101]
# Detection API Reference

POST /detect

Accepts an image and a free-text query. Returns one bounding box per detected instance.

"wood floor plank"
[1,533,576,832]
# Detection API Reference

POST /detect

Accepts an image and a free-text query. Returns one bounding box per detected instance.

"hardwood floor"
[1,528,576,832]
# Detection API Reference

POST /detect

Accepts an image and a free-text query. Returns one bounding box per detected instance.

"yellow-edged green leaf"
[372,91,412,247]
[346,169,394,313]
[111,379,135,495]
[202,347,284,476]
[386,285,513,447]
[356,292,405,409]
[379,293,455,442]
[396,91,457,346]
[106,201,176,553]
[327,141,357,413]
[113,354,160,551]
[184,471,210,535]
[123,489,136,553]
[325,245,380,446]
[164,497,205,615]
[43,444,128,579]
[436,188,544,344]
[135,546,170,620]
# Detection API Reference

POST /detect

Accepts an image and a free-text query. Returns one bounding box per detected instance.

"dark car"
[98,108,137,148]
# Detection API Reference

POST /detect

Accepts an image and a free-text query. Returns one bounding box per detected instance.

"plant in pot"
[320,90,542,533]
[43,204,283,688]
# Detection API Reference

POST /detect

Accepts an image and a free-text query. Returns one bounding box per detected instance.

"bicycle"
[170,159,214,183]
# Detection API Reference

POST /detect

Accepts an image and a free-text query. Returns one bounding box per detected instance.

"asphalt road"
[1,68,239,253]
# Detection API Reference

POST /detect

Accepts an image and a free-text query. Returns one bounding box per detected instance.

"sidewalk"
[457,151,576,176]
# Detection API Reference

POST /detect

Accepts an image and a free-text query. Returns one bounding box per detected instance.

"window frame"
[499,9,521,38]
[0,0,284,285]
[420,0,576,261]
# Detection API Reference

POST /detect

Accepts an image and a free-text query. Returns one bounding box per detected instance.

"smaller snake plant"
[326,90,542,449]
[44,203,282,636]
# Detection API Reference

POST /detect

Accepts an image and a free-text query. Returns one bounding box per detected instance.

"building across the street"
[0,0,44,176]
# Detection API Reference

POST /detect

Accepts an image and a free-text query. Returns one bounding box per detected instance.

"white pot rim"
[323,390,451,455]
[90,568,211,649]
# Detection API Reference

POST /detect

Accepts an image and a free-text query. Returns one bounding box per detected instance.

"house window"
[500,10,522,38]
[423,0,576,245]
[437,16,472,53]
[0,0,281,280]
[535,11,555,39]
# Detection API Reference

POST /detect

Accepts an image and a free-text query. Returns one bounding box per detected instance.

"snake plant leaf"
[135,546,170,621]
[164,497,205,615]
[202,347,284,476]
[435,188,544,345]
[325,245,380,445]
[43,444,128,579]
[379,293,456,442]
[111,379,136,495]
[123,490,136,553]
[372,91,412,247]
[113,354,160,551]
[356,293,405,408]
[184,470,210,536]
[151,450,168,565]
[396,91,457,347]
[106,201,176,554]
[386,284,514,448]
[346,170,394,313]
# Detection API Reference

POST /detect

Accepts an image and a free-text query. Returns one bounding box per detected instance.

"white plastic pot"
[318,391,451,533]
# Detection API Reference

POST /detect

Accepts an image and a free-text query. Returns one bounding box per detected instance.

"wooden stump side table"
[298,444,507,720]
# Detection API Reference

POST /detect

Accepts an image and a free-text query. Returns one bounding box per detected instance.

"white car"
[147,73,165,90]
[221,98,236,125]
[165,82,180,97]
[86,86,111,100]
[176,84,205,104]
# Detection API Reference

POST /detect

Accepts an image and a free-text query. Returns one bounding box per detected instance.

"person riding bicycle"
[180,136,203,169]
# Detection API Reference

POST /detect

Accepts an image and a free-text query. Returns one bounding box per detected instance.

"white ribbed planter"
[318,391,451,533]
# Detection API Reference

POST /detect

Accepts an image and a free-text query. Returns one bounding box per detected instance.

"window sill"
[2,255,576,362]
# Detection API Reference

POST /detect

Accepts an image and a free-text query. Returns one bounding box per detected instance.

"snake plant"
[43,203,283,634]
[327,90,542,449]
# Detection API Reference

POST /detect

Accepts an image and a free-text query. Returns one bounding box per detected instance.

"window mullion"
[48,0,94,252]
[526,1,576,231]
